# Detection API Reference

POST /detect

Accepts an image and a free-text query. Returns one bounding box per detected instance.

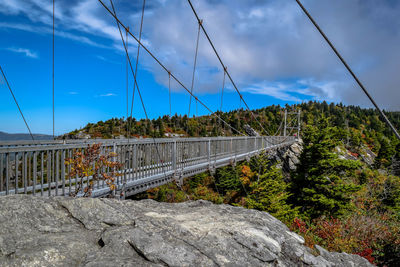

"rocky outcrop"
[268,139,303,173]
[335,145,376,166]
[244,124,260,136]
[0,195,372,267]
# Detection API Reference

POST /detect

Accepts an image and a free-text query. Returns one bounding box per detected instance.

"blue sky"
[1,0,400,135]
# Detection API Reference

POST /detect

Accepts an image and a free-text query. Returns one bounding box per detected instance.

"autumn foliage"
[65,144,123,197]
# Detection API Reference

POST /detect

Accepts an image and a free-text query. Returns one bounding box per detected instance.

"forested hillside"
[68,101,400,266]
[67,101,400,152]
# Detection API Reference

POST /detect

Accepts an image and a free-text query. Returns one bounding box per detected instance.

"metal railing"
[0,136,296,198]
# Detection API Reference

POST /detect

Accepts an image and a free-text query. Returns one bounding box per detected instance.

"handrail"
[0,136,297,198]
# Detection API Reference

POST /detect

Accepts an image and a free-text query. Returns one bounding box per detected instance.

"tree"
[245,162,298,223]
[290,118,361,218]
[375,137,396,169]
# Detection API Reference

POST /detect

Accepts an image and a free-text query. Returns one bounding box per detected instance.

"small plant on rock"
[65,143,123,197]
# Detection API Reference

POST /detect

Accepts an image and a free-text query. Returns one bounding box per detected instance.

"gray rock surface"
[244,124,260,136]
[0,195,372,267]
[270,139,303,173]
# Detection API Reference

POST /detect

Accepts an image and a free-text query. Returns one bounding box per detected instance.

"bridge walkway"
[0,136,296,198]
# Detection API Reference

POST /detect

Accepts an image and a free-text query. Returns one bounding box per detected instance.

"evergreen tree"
[290,118,361,218]
[375,137,396,169]
[245,163,298,222]
[215,165,242,195]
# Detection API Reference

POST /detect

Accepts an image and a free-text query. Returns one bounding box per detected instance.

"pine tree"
[290,118,361,218]
[245,164,298,222]
[375,137,396,169]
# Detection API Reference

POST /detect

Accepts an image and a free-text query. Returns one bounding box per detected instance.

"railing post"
[15,152,19,194]
[113,142,117,194]
[172,140,177,173]
[47,150,51,196]
[5,153,9,195]
[208,139,211,165]
[55,150,59,196]
[33,151,37,196]
[132,144,137,180]
[0,153,3,192]
[23,152,27,194]
[61,150,65,196]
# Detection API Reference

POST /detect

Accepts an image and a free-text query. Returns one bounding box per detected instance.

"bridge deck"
[0,136,296,198]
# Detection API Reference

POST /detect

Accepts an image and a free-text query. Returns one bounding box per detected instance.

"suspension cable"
[168,71,172,117]
[219,67,227,134]
[109,1,147,126]
[125,26,129,136]
[188,20,202,117]
[98,0,246,137]
[220,67,226,111]
[128,0,146,139]
[0,65,34,140]
[186,20,201,136]
[295,0,400,140]
[186,0,272,138]
[52,0,55,139]
[187,1,299,143]
[109,0,170,187]
[273,113,284,136]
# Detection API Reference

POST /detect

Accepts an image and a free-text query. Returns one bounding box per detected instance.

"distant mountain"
[0,131,53,141]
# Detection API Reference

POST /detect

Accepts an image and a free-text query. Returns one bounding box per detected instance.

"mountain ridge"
[0,131,53,141]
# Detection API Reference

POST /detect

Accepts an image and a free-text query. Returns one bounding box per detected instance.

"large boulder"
[0,195,372,267]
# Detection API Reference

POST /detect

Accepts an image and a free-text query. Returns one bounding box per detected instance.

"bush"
[65,144,123,197]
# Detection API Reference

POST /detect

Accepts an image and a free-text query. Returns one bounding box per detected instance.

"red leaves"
[314,217,342,240]
[356,248,375,264]
[65,143,123,197]
[293,218,308,234]
[289,214,400,265]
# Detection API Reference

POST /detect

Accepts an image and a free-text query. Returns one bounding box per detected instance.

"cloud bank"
[1,0,399,110]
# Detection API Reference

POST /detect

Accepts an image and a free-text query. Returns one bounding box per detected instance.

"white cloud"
[95,55,121,64]
[99,93,117,97]
[6,47,38,58]
[0,22,110,49]
[1,0,400,110]
[242,79,339,102]
[68,91,78,95]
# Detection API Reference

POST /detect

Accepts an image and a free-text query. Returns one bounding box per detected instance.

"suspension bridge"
[1,0,399,198]
[0,136,296,198]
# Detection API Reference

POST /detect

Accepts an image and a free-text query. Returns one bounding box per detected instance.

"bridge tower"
[283,109,301,138]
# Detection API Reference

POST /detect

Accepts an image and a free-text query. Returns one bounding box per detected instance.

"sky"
[0,0,399,135]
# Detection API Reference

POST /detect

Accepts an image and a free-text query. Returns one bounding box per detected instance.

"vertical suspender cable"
[98,0,246,137]
[126,26,129,137]
[168,71,171,117]
[220,67,226,111]
[188,20,202,117]
[52,0,55,139]
[128,0,146,138]
[219,67,226,134]
[109,0,171,185]
[295,0,400,140]
[0,66,34,140]
[186,0,281,140]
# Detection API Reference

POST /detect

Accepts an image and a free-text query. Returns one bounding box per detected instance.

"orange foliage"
[240,165,253,186]
[65,144,123,197]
